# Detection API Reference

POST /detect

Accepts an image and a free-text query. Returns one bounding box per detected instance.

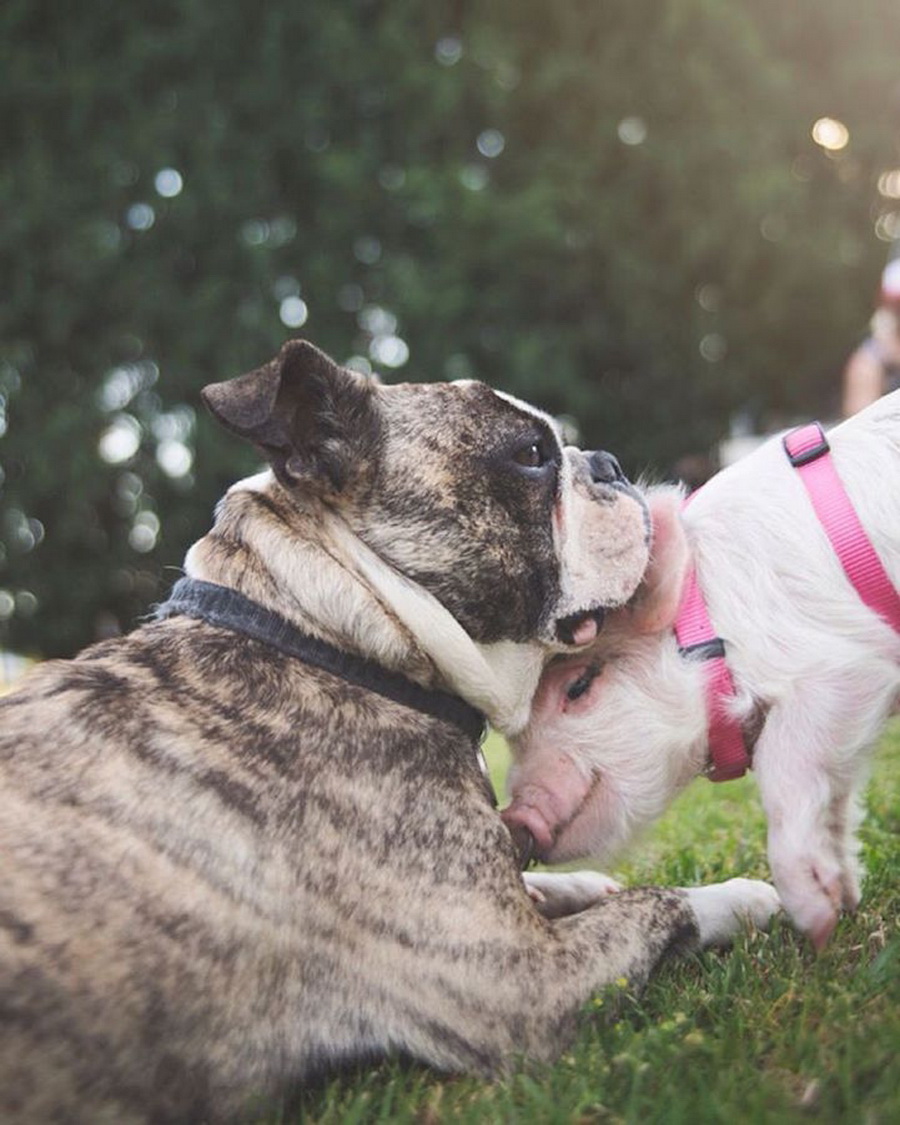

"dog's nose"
[587,450,627,486]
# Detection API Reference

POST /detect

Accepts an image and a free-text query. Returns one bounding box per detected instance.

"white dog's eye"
[565,663,601,702]
[565,676,591,702]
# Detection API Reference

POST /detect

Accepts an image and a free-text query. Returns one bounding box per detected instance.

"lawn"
[282,725,900,1124]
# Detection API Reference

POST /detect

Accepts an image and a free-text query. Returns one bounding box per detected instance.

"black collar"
[156,577,488,746]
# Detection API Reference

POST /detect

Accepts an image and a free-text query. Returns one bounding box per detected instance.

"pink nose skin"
[809,911,838,952]
[805,870,844,950]
[571,616,599,646]
[502,753,594,861]
[501,801,555,856]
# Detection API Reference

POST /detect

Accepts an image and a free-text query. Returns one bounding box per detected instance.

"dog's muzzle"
[587,450,626,486]
[589,448,646,509]
[550,447,647,647]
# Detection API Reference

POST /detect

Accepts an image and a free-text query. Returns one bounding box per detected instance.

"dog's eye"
[565,664,601,702]
[566,676,591,701]
[512,441,548,469]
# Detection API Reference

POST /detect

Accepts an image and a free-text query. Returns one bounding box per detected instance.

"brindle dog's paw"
[683,878,782,947]
[523,870,622,919]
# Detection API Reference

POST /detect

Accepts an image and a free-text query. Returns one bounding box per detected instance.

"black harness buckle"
[678,637,726,661]
[784,425,830,468]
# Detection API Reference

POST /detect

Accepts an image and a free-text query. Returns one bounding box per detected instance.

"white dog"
[504,392,900,947]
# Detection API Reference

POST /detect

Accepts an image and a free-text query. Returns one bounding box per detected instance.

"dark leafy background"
[3,0,899,656]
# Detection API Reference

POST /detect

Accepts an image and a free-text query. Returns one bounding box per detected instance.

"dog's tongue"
[556,608,604,646]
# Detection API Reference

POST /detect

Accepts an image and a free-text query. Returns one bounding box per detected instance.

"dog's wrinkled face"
[359,380,649,645]
[202,340,650,648]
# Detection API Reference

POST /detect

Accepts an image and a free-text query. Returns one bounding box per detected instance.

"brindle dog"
[0,341,779,1123]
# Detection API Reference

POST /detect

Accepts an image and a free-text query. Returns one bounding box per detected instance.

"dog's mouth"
[555,607,606,647]
[506,821,535,870]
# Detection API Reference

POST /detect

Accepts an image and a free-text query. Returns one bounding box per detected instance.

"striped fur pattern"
[0,341,777,1122]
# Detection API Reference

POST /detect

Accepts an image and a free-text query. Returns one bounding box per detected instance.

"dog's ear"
[202,340,379,492]
[626,487,690,634]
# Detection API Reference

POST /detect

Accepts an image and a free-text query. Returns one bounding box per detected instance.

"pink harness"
[674,420,900,782]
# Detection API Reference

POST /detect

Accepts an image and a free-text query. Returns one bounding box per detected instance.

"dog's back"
[0,621,299,1120]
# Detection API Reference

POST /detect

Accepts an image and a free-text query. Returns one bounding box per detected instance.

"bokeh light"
[875,212,900,242]
[241,219,270,246]
[699,333,727,362]
[154,168,183,197]
[129,510,160,553]
[811,117,849,151]
[878,170,900,199]
[459,165,489,191]
[359,306,397,336]
[98,415,142,463]
[279,296,309,328]
[98,362,159,412]
[344,355,373,375]
[126,203,155,231]
[618,116,648,146]
[369,335,409,368]
[435,35,463,66]
[353,235,382,265]
[156,440,193,478]
[477,129,505,158]
[695,284,722,312]
[3,509,44,553]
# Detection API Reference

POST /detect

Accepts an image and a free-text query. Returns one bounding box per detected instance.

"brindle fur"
[1,341,709,1123]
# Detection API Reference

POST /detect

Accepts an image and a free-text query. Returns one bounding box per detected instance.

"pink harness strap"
[782,422,900,631]
[675,419,900,783]
[673,566,750,781]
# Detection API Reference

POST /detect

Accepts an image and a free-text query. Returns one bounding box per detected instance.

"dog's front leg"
[753,682,890,947]
[524,870,778,931]
[544,882,776,990]
[523,870,621,919]
[826,783,865,913]
[448,878,777,1073]
[380,877,778,1078]
[678,878,782,945]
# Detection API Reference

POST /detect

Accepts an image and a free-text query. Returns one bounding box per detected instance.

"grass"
[281,726,900,1123]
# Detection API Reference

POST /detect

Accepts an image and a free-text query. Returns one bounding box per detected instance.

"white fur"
[523,871,781,940]
[326,513,549,734]
[683,879,782,946]
[523,869,621,908]
[507,391,900,946]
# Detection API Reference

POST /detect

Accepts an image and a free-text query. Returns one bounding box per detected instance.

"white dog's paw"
[683,878,782,947]
[523,870,622,919]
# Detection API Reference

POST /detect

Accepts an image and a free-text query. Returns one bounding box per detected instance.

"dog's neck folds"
[184,470,545,735]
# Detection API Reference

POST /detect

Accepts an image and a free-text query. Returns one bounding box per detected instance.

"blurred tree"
[2,0,899,656]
